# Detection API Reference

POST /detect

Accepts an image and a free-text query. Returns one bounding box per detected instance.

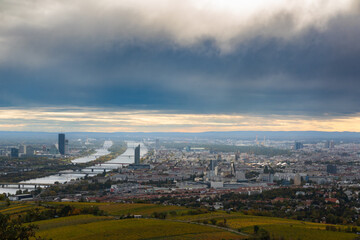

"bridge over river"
[0,141,147,194]
[0,182,54,189]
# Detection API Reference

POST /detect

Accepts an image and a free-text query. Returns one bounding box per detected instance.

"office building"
[230,161,236,176]
[18,145,34,156]
[25,146,34,156]
[325,140,335,149]
[19,145,26,154]
[327,164,337,174]
[11,148,19,158]
[209,159,217,171]
[260,173,274,183]
[129,144,150,170]
[49,144,59,155]
[236,171,246,181]
[294,174,302,185]
[65,139,69,155]
[128,164,150,170]
[294,141,303,150]
[134,144,140,164]
[58,133,65,155]
[235,151,240,161]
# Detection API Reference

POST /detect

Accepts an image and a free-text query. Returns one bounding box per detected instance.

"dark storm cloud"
[1,0,360,116]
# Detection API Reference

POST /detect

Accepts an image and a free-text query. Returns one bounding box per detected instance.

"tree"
[210,219,217,225]
[254,225,259,234]
[0,194,5,201]
[0,213,38,240]
[5,199,10,207]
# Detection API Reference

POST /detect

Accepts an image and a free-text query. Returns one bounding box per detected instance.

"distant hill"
[1,130,360,141]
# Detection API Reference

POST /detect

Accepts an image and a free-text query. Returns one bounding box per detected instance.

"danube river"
[0,141,147,194]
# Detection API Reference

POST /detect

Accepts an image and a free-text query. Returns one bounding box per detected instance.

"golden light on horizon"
[0,108,359,133]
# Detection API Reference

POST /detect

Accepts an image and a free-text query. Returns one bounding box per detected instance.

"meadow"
[33,214,114,231]
[1,201,359,239]
[98,203,188,216]
[45,201,189,216]
[0,201,43,216]
[171,211,358,240]
[35,217,244,240]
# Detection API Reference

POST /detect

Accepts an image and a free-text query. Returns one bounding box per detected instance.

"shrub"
[210,219,217,225]
[254,225,259,234]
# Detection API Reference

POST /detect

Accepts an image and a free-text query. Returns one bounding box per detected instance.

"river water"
[0,141,147,194]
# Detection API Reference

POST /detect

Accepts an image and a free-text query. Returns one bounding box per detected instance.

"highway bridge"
[0,182,54,189]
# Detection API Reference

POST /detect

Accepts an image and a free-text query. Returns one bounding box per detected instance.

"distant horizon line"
[1,130,360,134]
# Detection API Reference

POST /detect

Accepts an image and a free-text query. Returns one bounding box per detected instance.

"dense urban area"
[1,132,360,239]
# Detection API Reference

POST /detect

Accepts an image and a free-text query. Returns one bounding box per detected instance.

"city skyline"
[1,0,360,132]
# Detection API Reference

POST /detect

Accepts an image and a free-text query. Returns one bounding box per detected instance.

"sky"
[0,0,360,132]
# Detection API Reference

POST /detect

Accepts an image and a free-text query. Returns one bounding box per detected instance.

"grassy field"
[171,211,241,221]
[0,202,41,215]
[33,214,114,231]
[254,224,357,240]
[1,202,358,239]
[35,217,244,240]
[227,215,357,240]
[98,203,188,216]
[45,202,189,216]
[171,211,358,240]
[44,202,107,208]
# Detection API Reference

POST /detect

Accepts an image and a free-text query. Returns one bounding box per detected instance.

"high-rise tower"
[58,133,65,155]
[134,144,140,164]
[209,159,217,171]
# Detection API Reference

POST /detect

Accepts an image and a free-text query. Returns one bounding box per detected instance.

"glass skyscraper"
[58,133,65,155]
